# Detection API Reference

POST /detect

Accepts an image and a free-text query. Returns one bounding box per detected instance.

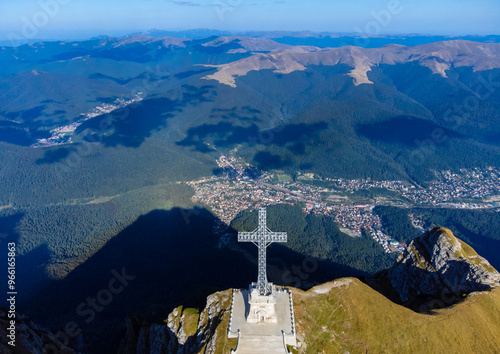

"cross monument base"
[247,282,278,323]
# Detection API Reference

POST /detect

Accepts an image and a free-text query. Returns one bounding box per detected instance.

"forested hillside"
[231,204,396,277]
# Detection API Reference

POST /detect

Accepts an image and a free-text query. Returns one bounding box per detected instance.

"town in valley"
[187,154,500,254]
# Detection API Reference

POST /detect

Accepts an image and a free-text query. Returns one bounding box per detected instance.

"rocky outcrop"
[386,227,500,306]
[118,290,232,354]
[0,307,81,354]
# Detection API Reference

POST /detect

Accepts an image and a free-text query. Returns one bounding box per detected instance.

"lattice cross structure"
[238,207,287,296]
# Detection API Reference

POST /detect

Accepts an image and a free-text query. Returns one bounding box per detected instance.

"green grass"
[182,307,200,337]
[278,174,293,182]
[292,278,500,353]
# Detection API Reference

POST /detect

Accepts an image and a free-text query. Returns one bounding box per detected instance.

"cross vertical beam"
[257,207,268,295]
[238,207,287,295]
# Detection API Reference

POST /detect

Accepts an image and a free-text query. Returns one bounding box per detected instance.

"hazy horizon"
[1,0,499,42]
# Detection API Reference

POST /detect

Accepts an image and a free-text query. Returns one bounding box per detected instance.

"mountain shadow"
[356,116,462,146]
[253,151,291,169]
[86,44,175,63]
[174,68,215,80]
[76,85,215,148]
[0,105,46,121]
[75,97,180,148]
[35,85,216,163]
[19,206,361,354]
[0,124,33,146]
[35,147,70,164]
[209,106,262,122]
[0,105,53,146]
[176,121,327,153]
[0,213,54,305]
[192,37,243,54]
[19,207,239,353]
[0,212,23,247]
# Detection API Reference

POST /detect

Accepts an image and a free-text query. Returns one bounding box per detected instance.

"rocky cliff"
[0,307,81,354]
[118,291,236,354]
[383,227,500,309]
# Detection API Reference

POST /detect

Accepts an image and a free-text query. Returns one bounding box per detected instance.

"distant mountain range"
[1,34,499,182]
[202,39,500,86]
[136,29,500,48]
[2,29,500,48]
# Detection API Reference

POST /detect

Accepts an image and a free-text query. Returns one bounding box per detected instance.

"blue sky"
[0,0,499,40]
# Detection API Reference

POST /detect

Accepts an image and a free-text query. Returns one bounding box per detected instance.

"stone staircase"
[235,334,288,353]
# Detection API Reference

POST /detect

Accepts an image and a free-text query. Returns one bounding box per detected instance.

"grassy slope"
[210,279,500,353]
[182,307,201,337]
[292,278,500,353]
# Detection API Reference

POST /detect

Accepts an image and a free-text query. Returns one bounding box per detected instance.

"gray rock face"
[387,227,500,304]
[118,290,232,354]
[0,309,80,354]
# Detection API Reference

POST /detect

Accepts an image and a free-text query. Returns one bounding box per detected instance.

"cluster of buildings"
[188,156,499,255]
[307,203,405,253]
[408,213,426,233]
[188,177,405,253]
[32,94,144,148]
[402,167,500,205]
[188,155,406,254]
[325,177,414,194]
[187,178,297,225]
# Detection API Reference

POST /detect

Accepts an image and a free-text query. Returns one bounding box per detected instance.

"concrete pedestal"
[228,284,297,353]
[247,284,278,323]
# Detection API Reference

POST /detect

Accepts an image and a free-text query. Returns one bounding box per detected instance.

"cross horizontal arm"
[238,231,287,242]
[238,231,259,242]
[263,232,287,242]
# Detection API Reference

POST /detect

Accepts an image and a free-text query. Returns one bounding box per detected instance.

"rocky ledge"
[118,290,233,354]
[385,227,500,308]
[0,307,80,353]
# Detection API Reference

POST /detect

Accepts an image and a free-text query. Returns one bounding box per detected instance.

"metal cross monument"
[238,207,287,296]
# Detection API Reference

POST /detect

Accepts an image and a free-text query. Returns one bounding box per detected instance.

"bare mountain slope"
[202,40,500,86]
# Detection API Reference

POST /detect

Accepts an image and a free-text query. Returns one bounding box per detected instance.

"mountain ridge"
[1,36,500,185]
[201,40,500,87]
[116,228,500,353]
